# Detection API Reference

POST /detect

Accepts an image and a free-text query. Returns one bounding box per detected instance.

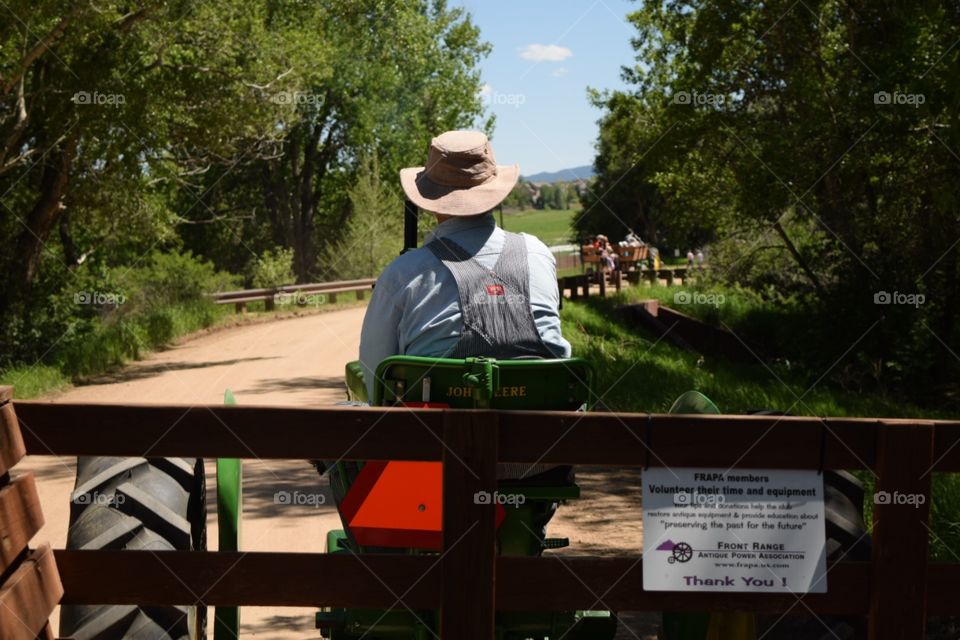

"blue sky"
[451,0,639,176]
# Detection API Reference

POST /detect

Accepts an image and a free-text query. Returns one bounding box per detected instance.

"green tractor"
[316,354,619,640]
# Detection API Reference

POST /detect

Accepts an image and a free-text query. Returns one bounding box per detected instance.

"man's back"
[359,212,570,398]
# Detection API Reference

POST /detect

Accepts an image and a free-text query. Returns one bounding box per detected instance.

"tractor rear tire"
[59,457,207,640]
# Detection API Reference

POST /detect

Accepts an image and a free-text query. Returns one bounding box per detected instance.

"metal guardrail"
[209,278,376,312]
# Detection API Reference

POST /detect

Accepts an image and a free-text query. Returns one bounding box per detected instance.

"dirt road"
[21,305,654,639]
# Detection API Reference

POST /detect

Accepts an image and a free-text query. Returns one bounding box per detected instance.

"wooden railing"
[7,387,960,638]
[0,387,62,640]
[210,278,376,312]
[559,267,697,299]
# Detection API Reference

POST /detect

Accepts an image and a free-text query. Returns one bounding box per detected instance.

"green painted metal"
[324,357,613,639]
[344,361,368,403]
[370,355,593,410]
[215,389,242,640]
[661,390,757,640]
[668,390,721,415]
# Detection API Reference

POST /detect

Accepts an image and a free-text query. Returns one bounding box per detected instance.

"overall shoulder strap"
[425,231,551,359]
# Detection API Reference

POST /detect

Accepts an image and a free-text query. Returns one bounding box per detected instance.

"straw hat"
[400,131,519,216]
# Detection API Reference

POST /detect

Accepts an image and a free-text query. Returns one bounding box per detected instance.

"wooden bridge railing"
[558,267,699,299]
[7,389,960,638]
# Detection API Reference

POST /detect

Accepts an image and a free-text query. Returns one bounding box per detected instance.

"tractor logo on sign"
[657,539,693,564]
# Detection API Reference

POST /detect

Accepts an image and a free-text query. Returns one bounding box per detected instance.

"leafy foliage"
[248,248,295,289]
[320,156,404,280]
[584,1,960,407]
[0,0,489,385]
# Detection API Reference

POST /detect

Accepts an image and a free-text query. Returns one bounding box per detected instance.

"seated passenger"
[358,130,572,482]
[359,130,571,398]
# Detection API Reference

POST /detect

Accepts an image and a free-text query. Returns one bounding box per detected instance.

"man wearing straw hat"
[357,130,571,400]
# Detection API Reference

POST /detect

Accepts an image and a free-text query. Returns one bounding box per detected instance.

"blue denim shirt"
[358,213,571,399]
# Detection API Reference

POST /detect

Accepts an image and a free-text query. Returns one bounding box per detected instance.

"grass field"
[500,208,576,246]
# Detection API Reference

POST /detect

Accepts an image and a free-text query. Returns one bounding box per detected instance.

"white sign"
[642,467,827,593]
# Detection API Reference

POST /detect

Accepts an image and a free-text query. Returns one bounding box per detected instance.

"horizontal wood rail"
[9,395,960,638]
[559,267,700,300]
[14,403,960,471]
[49,549,960,615]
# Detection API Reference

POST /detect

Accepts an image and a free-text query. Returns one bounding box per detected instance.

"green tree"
[200,0,492,282]
[0,0,490,371]
[320,155,403,280]
[589,1,960,404]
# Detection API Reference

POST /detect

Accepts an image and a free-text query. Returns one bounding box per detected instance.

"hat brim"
[399,164,519,216]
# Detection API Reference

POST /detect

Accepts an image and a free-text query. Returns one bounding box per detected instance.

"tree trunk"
[8,135,77,300]
[59,209,79,267]
[772,218,827,299]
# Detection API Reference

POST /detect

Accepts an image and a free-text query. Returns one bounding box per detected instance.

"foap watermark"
[874,290,924,308]
[874,91,925,108]
[275,291,327,306]
[72,491,125,506]
[74,290,126,306]
[874,490,926,507]
[271,91,323,106]
[473,490,526,506]
[674,491,726,507]
[480,84,526,109]
[674,290,725,307]
[274,490,327,507]
[71,91,126,106]
[672,90,725,107]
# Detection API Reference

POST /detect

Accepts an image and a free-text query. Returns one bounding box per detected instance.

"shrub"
[248,247,296,289]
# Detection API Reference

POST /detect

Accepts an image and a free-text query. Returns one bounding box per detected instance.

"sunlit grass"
[500,208,576,246]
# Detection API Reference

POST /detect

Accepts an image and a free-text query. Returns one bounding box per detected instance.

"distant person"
[696,249,705,267]
[686,250,695,267]
[600,238,616,271]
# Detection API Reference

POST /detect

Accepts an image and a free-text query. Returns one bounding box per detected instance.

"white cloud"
[478,83,493,98]
[551,67,569,77]
[519,44,573,62]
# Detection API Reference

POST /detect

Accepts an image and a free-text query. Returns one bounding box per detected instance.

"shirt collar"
[423,213,496,244]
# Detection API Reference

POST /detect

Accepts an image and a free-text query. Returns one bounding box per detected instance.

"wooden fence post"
[868,421,934,639]
[441,410,498,639]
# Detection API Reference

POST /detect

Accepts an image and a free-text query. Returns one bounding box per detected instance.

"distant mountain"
[522,164,595,183]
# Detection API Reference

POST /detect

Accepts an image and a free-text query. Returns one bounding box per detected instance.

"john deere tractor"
[315,354,618,640]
